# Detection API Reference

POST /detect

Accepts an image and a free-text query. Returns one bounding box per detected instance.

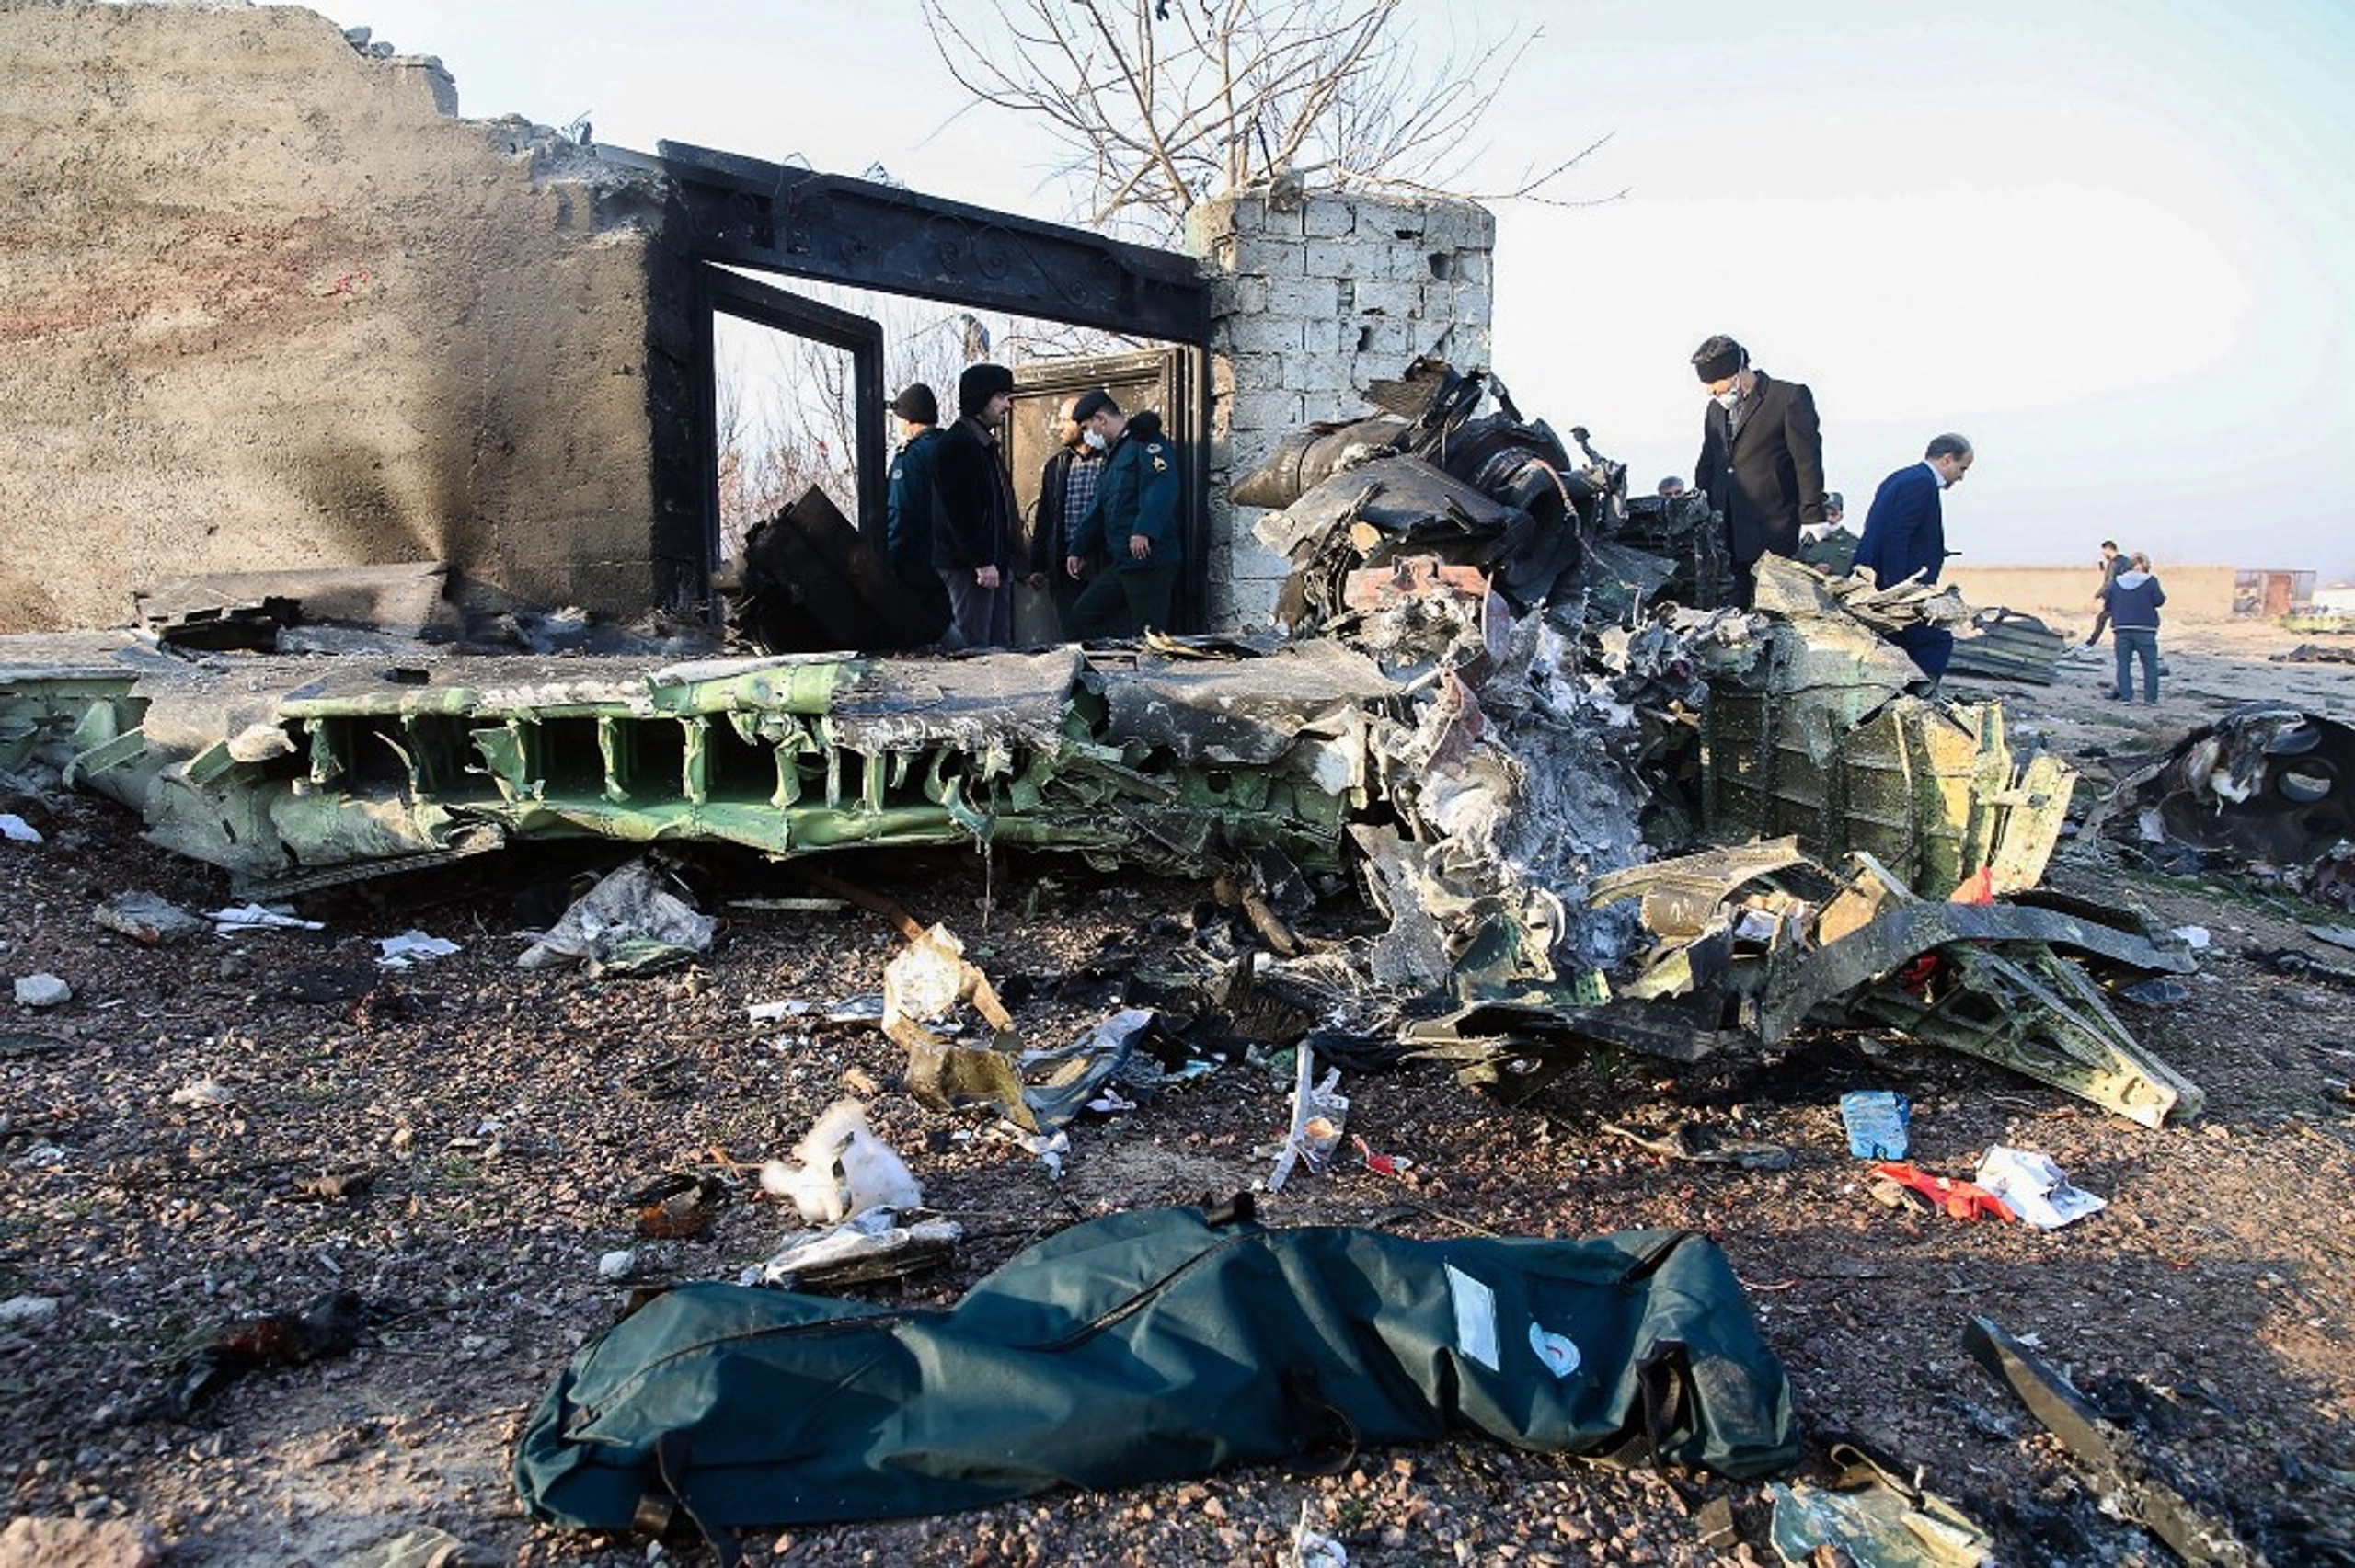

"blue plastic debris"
[1839,1090,1911,1161]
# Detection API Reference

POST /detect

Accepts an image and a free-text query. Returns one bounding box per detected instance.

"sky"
[314,0,2355,577]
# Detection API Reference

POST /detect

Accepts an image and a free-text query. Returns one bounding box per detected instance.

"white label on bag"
[1445,1265,1500,1371]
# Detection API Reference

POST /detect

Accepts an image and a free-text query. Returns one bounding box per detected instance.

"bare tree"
[920,0,1611,242]
[712,289,1025,559]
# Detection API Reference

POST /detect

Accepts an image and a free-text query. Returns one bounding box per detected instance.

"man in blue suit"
[1852,433,1974,685]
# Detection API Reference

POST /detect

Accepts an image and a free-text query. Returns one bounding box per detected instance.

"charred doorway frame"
[694,267,889,554]
[612,140,1213,624]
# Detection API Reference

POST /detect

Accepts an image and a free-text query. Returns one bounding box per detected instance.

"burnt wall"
[0,3,697,631]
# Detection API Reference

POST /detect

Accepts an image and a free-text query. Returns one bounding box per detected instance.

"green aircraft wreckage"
[0,556,2194,1129]
[0,364,2201,1127]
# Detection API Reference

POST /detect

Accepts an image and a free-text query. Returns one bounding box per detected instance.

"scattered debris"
[1945,606,2072,685]
[1266,1043,1349,1191]
[211,903,325,933]
[1965,1316,2264,1567]
[629,1173,728,1240]
[1287,1500,1350,1568]
[1767,1437,1994,1567]
[886,922,1031,1125]
[375,931,461,968]
[0,1517,163,1568]
[516,860,714,975]
[596,1250,636,1282]
[760,1101,922,1225]
[749,1207,963,1291]
[289,1169,373,1203]
[1840,1090,1912,1160]
[167,1078,238,1109]
[0,812,40,843]
[92,891,206,946]
[1870,1163,2016,1223]
[0,1295,60,1328]
[345,1525,500,1568]
[12,975,70,1010]
[2099,705,2355,907]
[1974,1145,2106,1230]
[146,1290,377,1420]
[1602,1117,1792,1171]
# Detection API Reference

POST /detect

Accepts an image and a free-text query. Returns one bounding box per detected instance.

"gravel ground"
[5,625,2355,1566]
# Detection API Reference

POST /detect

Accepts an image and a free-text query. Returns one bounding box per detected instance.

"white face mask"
[1713,388,1740,411]
[1082,428,1109,452]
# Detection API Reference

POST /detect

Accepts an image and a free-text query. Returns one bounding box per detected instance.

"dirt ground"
[5,620,2355,1566]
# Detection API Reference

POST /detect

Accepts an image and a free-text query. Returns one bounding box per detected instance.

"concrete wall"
[1189,187,1495,630]
[0,3,695,633]
[1947,564,2240,627]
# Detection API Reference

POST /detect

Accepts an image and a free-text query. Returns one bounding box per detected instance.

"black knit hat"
[890,383,937,425]
[1071,387,1120,424]
[1691,335,1747,383]
[958,362,1015,418]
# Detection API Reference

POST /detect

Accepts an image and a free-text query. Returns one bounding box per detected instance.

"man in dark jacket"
[1064,403,1181,639]
[2084,540,2125,647]
[1691,334,1827,607]
[2105,552,2166,703]
[1853,432,1973,684]
[882,383,951,643]
[933,362,1025,649]
[1033,388,1115,630]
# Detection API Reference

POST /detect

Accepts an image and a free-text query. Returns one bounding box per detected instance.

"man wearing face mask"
[1033,388,1115,633]
[1691,334,1827,607]
[1853,433,1974,688]
[1064,397,1181,639]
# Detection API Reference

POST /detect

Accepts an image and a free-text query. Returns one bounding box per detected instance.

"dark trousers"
[2114,627,2159,702]
[941,570,1012,650]
[1889,623,1956,681]
[1067,565,1178,640]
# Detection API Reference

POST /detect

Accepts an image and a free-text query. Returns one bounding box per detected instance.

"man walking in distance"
[1691,334,1827,608]
[882,383,951,645]
[2085,540,2125,647]
[934,362,1025,649]
[1852,433,1974,690]
[1033,388,1116,635]
[1065,400,1181,640]
[2105,551,2167,703]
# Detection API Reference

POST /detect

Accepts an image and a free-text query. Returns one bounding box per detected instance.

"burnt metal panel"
[636,142,1210,346]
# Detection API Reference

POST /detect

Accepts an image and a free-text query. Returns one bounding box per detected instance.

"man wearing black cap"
[883,383,951,641]
[1690,334,1826,607]
[1033,388,1117,631]
[934,362,1026,648]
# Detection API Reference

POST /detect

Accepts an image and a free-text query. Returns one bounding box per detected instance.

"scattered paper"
[213,903,325,933]
[375,931,461,968]
[1974,1145,2107,1230]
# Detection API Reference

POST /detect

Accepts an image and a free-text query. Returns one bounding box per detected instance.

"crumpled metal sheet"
[2120,703,2355,867]
[1090,640,1395,768]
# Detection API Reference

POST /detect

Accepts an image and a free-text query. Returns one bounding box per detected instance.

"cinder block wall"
[1189,188,1495,631]
[0,4,695,632]
[1947,565,2240,627]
